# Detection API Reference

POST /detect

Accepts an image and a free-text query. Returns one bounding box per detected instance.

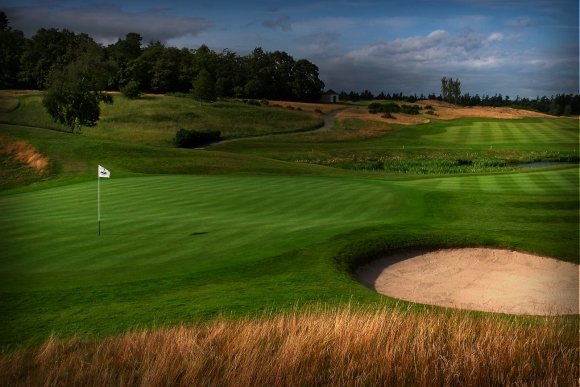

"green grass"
[0,94,578,348]
[213,117,579,173]
[0,91,325,146]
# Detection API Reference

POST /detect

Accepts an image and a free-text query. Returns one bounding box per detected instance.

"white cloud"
[486,33,504,43]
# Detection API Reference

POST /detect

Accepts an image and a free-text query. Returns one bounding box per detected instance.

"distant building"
[320,89,339,103]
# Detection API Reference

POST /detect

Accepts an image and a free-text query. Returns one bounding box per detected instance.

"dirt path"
[198,106,355,149]
[355,248,579,316]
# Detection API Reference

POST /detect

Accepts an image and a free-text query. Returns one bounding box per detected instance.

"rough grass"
[0,305,576,387]
[416,99,555,120]
[0,91,326,146]
[0,136,55,190]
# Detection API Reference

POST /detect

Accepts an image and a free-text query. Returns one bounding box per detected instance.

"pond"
[520,161,579,168]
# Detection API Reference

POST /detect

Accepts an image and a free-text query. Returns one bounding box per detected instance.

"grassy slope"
[0,91,325,146]
[0,97,578,347]
[211,117,578,162]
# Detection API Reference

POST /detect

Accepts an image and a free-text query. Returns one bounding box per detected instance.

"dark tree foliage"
[120,80,140,99]
[0,12,25,89]
[191,68,216,105]
[106,32,143,90]
[174,128,221,148]
[19,28,99,89]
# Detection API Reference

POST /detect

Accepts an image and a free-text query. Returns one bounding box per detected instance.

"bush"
[400,104,420,115]
[314,109,323,114]
[260,98,269,106]
[381,113,396,119]
[426,110,436,115]
[424,105,434,110]
[120,81,141,99]
[174,128,221,148]
[247,99,261,106]
[272,104,282,108]
[368,102,400,114]
[297,107,302,111]
[286,105,295,110]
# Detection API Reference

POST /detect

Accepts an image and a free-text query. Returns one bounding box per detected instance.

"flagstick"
[98,172,100,236]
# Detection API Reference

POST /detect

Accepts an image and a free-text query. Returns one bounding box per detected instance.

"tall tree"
[291,59,325,101]
[42,48,116,133]
[441,77,461,104]
[191,68,216,105]
[0,12,25,89]
[106,33,143,89]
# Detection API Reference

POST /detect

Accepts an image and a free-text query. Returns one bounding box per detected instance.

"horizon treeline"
[0,12,325,102]
[340,90,579,116]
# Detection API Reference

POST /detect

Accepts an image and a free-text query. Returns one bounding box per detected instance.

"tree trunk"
[69,117,76,133]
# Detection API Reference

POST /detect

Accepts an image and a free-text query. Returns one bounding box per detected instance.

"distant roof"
[323,89,338,95]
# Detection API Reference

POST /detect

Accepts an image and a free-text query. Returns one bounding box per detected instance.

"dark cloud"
[314,29,578,97]
[4,3,211,44]
[263,16,292,32]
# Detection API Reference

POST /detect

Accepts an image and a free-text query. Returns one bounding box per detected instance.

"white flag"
[98,165,110,178]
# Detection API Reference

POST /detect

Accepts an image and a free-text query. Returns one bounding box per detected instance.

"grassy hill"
[0,92,577,384]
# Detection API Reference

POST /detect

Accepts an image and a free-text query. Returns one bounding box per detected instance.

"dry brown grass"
[268,100,340,115]
[417,100,554,120]
[337,108,429,126]
[0,137,50,173]
[1,305,576,387]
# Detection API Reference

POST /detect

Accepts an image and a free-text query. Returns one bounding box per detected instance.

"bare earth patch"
[417,99,554,120]
[355,248,579,315]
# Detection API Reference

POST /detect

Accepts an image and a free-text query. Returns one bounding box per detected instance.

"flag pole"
[98,169,100,236]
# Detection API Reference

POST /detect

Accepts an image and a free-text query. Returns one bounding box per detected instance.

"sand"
[355,248,579,315]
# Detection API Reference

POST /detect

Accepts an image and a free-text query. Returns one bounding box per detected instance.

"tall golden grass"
[0,305,577,386]
[0,137,50,173]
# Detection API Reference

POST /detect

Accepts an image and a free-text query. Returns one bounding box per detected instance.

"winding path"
[0,106,358,149]
[197,106,356,149]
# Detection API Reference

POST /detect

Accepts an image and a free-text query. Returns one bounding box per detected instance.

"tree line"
[0,12,325,102]
[339,83,579,117]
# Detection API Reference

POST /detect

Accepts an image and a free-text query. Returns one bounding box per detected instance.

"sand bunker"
[355,248,579,315]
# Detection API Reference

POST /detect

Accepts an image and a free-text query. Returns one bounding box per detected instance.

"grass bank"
[0,91,327,146]
[0,305,576,387]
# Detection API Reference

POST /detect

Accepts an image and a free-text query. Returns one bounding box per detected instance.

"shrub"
[272,104,282,108]
[563,105,572,117]
[297,107,302,111]
[424,105,434,110]
[426,110,436,115]
[368,102,400,114]
[314,109,323,114]
[247,100,261,106]
[174,128,221,148]
[260,98,269,106]
[120,81,141,99]
[382,113,396,119]
[286,105,295,110]
[400,104,420,115]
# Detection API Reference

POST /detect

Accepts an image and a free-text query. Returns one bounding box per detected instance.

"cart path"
[197,106,358,149]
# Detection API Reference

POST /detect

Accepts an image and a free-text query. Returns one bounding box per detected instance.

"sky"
[3,0,579,98]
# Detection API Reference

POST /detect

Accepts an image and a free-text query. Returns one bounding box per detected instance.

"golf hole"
[355,248,579,315]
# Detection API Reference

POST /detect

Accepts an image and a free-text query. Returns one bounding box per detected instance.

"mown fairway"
[422,118,577,148]
[213,117,578,163]
[0,97,578,350]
